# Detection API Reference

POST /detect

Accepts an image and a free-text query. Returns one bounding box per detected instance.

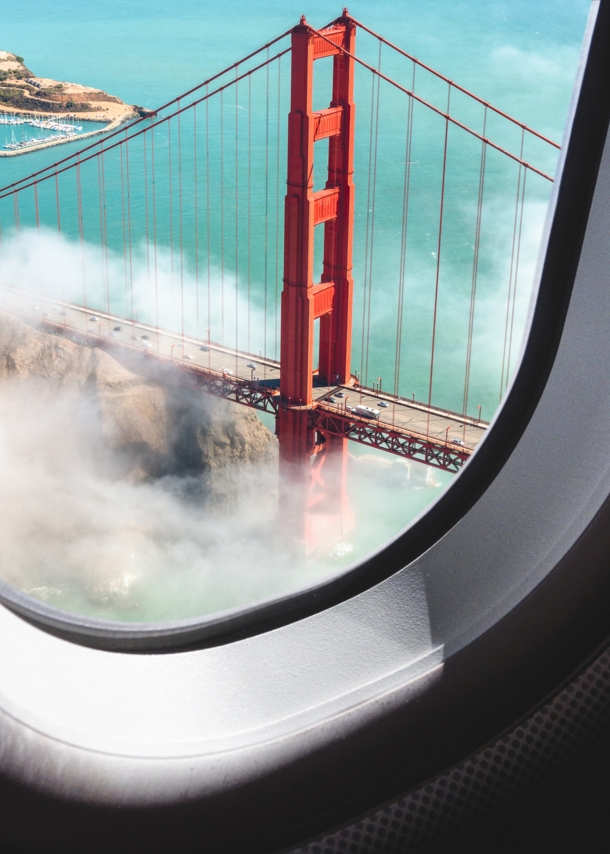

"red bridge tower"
[278,10,356,548]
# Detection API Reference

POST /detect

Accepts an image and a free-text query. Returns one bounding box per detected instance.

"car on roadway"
[89,316,98,322]
[113,326,122,332]
[200,345,209,351]
[355,404,381,418]
[379,400,389,408]
[451,438,465,446]
[329,396,337,403]
[335,391,345,398]
[247,363,257,369]
[183,354,193,360]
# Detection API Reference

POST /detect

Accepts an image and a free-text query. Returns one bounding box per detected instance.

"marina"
[0,113,111,153]
[1,113,84,149]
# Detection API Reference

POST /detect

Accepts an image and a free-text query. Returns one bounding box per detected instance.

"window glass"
[0,0,589,623]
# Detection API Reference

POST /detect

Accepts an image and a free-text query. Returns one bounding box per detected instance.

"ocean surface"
[0,1,592,621]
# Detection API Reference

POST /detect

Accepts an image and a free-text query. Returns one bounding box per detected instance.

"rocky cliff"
[0,310,277,494]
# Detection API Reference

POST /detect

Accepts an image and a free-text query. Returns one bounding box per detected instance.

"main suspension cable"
[0,48,290,202]
[305,22,555,182]
[350,16,560,150]
[0,28,294,196]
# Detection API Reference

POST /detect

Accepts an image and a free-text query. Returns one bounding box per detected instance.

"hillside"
[0,310,278,492]
[0,49,134,121]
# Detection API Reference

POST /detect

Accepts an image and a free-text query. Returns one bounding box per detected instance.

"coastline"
[0,109,137,157]
[0,49,138,157]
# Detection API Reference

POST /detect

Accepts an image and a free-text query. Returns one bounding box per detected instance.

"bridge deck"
[0,287,488,471]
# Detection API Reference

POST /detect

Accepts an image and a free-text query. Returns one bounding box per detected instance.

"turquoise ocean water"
[0,1,592,620]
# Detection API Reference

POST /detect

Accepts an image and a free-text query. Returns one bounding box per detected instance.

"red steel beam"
[310,407,470,473]
[278,13,356,445]
[313,106,343,141]
[278,13,357,548]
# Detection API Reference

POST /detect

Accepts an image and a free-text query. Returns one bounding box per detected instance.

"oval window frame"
[0,5,609,853]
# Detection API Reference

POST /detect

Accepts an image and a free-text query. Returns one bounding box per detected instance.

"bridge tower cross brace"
[278,12,356,543]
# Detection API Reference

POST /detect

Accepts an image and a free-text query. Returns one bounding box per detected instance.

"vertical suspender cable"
[220,89,225,341]
[463,109,487,417]
[55,168,66,304]
[427,83,451,429]
[125,138,134,322]
[364,45,382,387]
[143,131,151,324]
[263,49,270,359]
[54,167,64,304]
[96,154,107,312]
[275,53,282,360]
[206,86,211,350]
[500,130,525,400]
[100,150,111,314]
[151,122,159,337]
[247,73,252,353]
[327,310,333,393]
[168,116,174,312]
[55,168,61,234]
[506,169,527,384]
[394,63,416,398]
[33,183,40,296]
[360,58,378,384]
[178,103,185,345]
[76,158,87,311]
[33,181,40,229]
[235,74,240,373]
[13,192,19,233]
[194,104,200,338]
[119,143,128,306]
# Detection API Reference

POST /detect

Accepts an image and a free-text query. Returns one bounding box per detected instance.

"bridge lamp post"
[477,404,482,423]
[170,343,176,361]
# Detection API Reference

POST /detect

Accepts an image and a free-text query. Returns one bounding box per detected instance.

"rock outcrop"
[0,310,277,490]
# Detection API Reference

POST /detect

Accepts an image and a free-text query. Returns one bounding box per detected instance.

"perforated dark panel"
[291,648,610,854]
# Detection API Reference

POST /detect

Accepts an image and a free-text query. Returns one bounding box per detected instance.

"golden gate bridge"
[0,10,559,547]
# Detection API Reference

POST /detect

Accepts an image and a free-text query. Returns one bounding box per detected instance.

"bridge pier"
[278,11,356,553]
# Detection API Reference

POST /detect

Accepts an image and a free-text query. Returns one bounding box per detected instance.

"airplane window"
[0,3,608,854]
[0,0,589,635]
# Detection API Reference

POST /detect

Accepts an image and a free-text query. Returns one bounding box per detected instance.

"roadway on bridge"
[0,287,487,456]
